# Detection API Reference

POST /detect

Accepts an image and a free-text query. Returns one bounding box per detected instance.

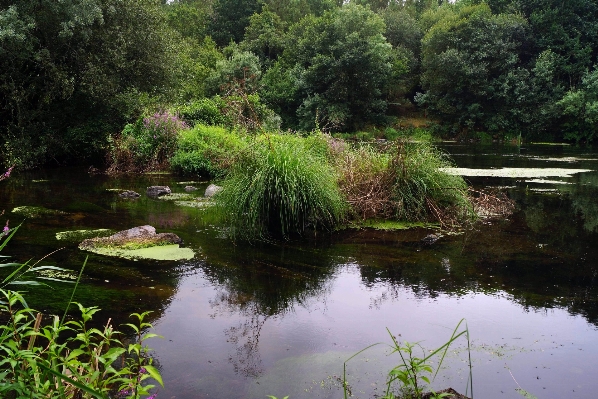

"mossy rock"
[79,225,194,261]
[12,206,68,218]
[56,229,116,242]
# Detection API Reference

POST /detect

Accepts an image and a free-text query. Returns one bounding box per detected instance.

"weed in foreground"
[0,225,163,398]
[343,319,473,399]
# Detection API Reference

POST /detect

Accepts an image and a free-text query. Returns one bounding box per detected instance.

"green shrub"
[384,127,401,141]
[216,133,347,240]
[107,110,189,173]
[178,97,227,127]
[170,124,248,178]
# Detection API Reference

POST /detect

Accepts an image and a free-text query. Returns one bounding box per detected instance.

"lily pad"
[12,206,68,218]
[441,167,592,178]
[87,244,194,261]
[56,229,115,242]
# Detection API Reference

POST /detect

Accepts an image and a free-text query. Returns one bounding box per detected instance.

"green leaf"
[143,365,164,387]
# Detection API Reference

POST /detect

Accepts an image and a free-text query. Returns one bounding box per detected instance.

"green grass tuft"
[216,133,347,240]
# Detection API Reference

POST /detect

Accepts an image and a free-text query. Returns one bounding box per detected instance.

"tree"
[0,0,181,167]
[557,67,598,144]
[209,0,262,46]
[240,8,287,65]
[265,4,394,131]
[417,3,532,135]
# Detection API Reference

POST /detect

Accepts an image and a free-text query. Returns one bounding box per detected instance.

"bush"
[178,98,228,127]
[170,124,248,178]
[107,110,188,173]
[216,133,347,240]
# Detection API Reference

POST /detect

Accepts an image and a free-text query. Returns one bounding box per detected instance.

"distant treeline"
[2,0,598,167]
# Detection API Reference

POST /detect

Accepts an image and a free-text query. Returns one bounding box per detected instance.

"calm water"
[1,143,598,399]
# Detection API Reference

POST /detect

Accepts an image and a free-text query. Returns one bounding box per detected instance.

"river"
[1,142,597,399]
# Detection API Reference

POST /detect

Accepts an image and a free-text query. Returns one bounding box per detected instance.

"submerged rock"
[79,225,193,261]
[422,388,470,399]
[421,233,441,245]
[184,185,197,192]
[146,186,171,197]
[12,206,68,218]
[204,184,222,198]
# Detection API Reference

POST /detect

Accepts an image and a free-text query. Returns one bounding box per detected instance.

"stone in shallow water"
[204,184,222,197]
[146,186,171,197]
[79,225,193,260]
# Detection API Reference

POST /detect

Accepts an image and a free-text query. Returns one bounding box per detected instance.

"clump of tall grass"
[216,133,347,240]
[333,140,474,228]
[170,124,249,178]
[388,141,474,227]
[335,144,393,220]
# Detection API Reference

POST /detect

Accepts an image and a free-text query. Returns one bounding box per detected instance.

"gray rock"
[184,185,197,192]
[147,186,171,197]
[119,190,140,198]
[204,184,222,198]
[79,225,183,251]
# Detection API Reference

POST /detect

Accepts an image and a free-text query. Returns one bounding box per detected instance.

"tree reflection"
[200,241,336,377]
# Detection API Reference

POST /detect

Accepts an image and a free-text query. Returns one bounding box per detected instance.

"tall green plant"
[343,319,473,399]
[0,227,163,398]
[216,133,347,239]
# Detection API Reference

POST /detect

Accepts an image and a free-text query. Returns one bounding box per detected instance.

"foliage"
[0,292,162,399]
[268,4,394,131]
[215,133,347,240]
[207,48,263,96]
[417,4,532,136]
[170,124,248,178]
[209,0,262,46]
[178,98,228,127]
[0,0,182,168]
[333,139,473,228]
[240,8,287,65]
[557,66,598,144]
[0,225,163,398]
[107,111,189,173]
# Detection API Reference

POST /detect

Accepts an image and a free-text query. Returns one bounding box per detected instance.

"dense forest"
[2,0,598,168]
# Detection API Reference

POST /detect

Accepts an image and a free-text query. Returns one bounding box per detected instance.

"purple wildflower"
[0,166,13,181]
[147,394,158,399]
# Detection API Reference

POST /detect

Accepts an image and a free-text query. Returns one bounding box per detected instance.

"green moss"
[12,206,68,218]
[86,244,194,261]
[174,200,213,208]
[355,220,439,230]
[156,193,196,201]
[56,229,116,242]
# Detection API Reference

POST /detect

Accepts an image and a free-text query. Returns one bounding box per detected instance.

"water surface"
[1,143,598,399]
